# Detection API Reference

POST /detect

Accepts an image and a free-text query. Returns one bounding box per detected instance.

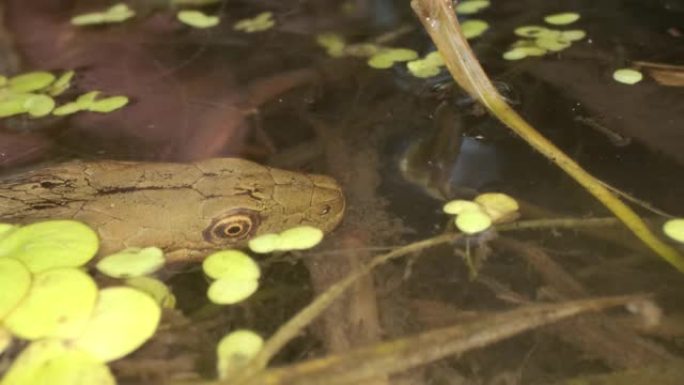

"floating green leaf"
[217,330,263,379]
[663,219,684,243]
[474,193,519,223]
[0,339,115,385]
[248,226,324,253]
[234,12,274,33]
[0,220,99,273]
[279,226,325,250]
[535,36,571,52]
[177,10,220,29]
[454,210,492,234]
[560,29,586,41]
[96,247,164,278]
[203,250,260,280]
[0,258,31,320]
[316,33,346,58]
[0,93,32,118]
[407,51,444,78]
[48,70,75,96]
[53,102,82,116]
[207,277,259,305]
[76,91,101,108]
[613,68,643,85]
[71,3,135,26]
[514,26,551,38]
[368,48,419,69]
[8,71,55,93]
[24,94,55,117]
[0,223,16,239]
[455,0,490,14]
[443,200,482,215]
[125,276,176,308]
[87,95,129,113]
[544,12,580,25]
[73,287,161,362]
[4,268,98,340]
[462,19,489,39]
[247,233,281,254]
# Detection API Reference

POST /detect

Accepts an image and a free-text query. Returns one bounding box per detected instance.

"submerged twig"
[410,0,684,272]
[215,296,645,385]
[221,233,462,385]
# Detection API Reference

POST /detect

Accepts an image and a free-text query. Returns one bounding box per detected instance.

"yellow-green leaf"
[203,250,260,280]
[96,247,165,278]
[613,68,643,85]
[0,220,99,273]
[234,12,275,33]
[4,268,98,340]
[462,19,489,39]
[455,210,492,234]
[0,258,31,320]
[8,71,55,93]
[217,330,263,379]
[73,287,161,362]
[177,10,220,29]
[663,219,684,243]
[544,12,580,25]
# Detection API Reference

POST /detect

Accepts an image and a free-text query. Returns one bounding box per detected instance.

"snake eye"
[319,204,331,215]
[203,210,260,244]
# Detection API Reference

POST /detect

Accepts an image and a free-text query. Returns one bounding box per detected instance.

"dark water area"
[1,0,684,384]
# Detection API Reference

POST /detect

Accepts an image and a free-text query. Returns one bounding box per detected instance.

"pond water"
[1,0,684,384]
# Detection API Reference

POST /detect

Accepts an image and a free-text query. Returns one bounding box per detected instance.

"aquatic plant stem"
[222,233,462,385]
[411,0,684,273]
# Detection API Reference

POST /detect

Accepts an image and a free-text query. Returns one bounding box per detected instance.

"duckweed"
[96,247,165,278]
[368,48,419,69]
[663,219,684,243]
[203,250,261,305]
[125,276,176,308]
[73,287,161,362]
[234,12,274,33]
[8,71,55,93]
[0,258,31,320]
[71,3,135,26]
[474,192,520,223]
[455,210,492,234]
[444,193,519,233]
[217,330,264,379]
[544,12,580,25]
[208,277,259,305]
[4,268,98,340]
[0,339,115,385]
[249,226,324,253]
[48,70,75,96]
[24,94,55,117]
[316,33,346,57]
[443,200,482,215]
[0,220,99,273]
[177,10,220,28]
[462,19,489,39]
[505,24,585,60]
[612,68,643,85]
[455,0,490,15]
[88,95,129,113]
[202,250,260,281]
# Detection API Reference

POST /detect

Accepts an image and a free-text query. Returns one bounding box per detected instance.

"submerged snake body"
[0,158,345,262]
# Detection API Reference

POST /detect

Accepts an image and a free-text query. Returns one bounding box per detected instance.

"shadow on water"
[1,0,684,384]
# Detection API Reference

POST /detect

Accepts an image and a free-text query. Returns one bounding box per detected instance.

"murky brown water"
[1,0,684,384]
